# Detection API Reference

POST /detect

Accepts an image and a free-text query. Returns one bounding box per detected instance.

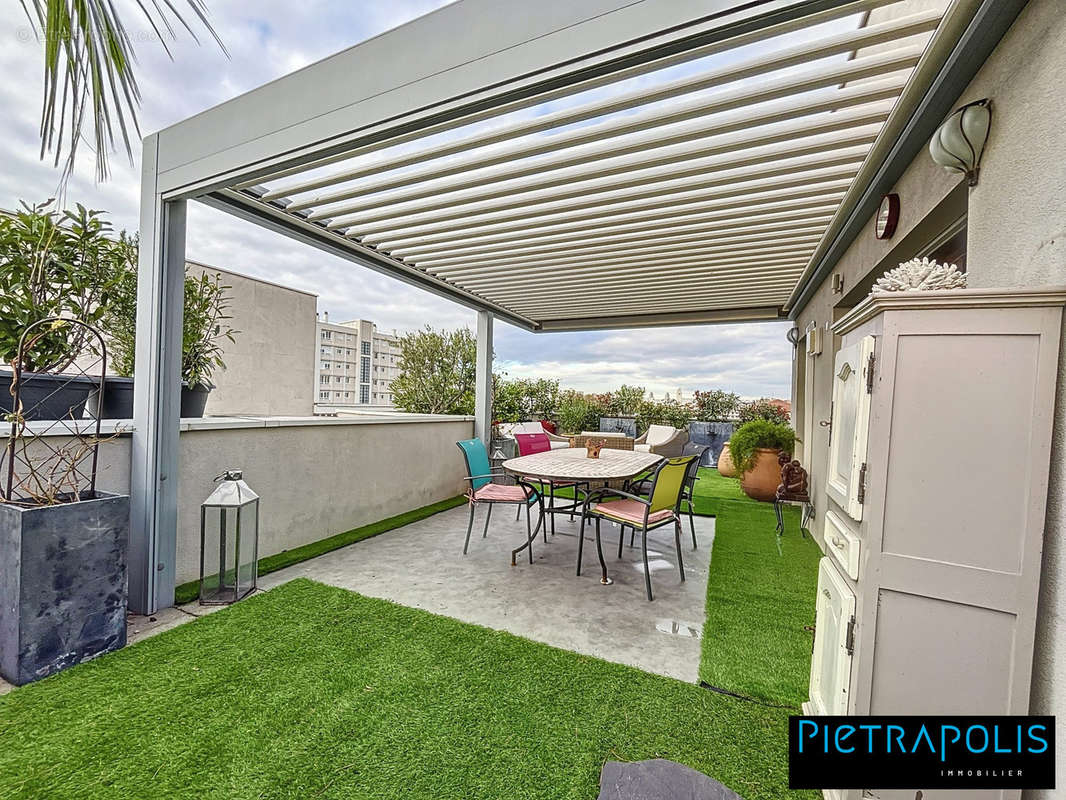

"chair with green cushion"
[456,438,546,563]
[579,455,697,601]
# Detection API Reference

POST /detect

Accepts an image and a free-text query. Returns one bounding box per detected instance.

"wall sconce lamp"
[928,98,991,186]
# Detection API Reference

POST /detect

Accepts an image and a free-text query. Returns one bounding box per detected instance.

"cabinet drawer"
[824,510,860,580]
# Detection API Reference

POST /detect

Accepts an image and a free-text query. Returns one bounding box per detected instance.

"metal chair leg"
[617,523,625,559]
[641,528,653,601]
[674,517,686,583]
[629,526,636,548]
[463,503,476,555]
[515,504,521,521]
[594,516,612,585]
[482,503,493,538]
[576,510,586,575]
[548,483,556,537]
[687,499,697,549]
[525,502,534,564]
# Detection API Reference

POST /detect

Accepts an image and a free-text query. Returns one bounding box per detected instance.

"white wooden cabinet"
[804,288,1066,800]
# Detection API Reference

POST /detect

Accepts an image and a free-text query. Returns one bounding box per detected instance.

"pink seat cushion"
[473,483,531,502]
[593,499,674,525]
[515,432,552,455]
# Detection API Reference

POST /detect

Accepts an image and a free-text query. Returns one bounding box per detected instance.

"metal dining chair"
[456,438,545,562]
[627,445,706,549]
[580,455,697,601]
[513,433,590,535]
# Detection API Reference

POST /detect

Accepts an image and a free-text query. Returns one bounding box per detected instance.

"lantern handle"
[214,469,243,482]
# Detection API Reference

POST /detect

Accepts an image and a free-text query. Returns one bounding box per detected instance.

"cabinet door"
[826,335,874,521]
[808,558,855,716]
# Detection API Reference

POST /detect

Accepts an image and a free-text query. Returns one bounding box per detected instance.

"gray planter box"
[0,491,129,685]
[687,421,735,466]
[599,416,637,437]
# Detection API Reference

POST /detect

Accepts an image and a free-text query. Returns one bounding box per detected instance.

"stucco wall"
[10,416,472,587]
[186,262,317,417]
[791,0,1065,783]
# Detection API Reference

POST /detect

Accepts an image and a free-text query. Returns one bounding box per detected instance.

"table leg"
[510,499,544,566]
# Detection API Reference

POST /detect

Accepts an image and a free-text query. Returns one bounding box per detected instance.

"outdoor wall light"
[928,98,991,186]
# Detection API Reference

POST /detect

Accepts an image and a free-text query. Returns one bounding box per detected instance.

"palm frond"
[20,0,228,183]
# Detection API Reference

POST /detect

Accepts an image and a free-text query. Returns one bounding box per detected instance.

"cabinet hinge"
[865,352,876,393]
[856,462,867,505]
[845,615,856,656]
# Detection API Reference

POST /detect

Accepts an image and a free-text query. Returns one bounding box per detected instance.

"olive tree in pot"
[728,419,796,502]
[101,254,238,419]
[0,202,125,420]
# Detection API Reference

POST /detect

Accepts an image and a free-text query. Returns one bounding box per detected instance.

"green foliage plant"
[727,419,795,476]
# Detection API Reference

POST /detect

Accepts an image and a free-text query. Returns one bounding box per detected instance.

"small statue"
[586,439,605,459]
[776,452,810,502]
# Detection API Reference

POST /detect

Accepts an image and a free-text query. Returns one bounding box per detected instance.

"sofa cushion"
[645,425,676,447]
[634,443,652,453]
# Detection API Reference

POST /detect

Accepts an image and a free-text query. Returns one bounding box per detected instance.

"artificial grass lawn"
[173,495,467,604]
[0,579,816,800]
[692,469,822,707]
[533,467,820,706]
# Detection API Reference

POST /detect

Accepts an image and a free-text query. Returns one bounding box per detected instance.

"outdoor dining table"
[502,447,663,581]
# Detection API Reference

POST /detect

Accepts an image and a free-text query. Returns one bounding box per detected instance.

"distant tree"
[737,398,791,425]
[610,384,645,416]
[692,389,741,421]
[493,376,559,422]
[391,327,477,415]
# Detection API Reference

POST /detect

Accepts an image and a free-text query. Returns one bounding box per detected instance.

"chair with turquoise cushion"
[579,455,697,601]
[456,438,545,563]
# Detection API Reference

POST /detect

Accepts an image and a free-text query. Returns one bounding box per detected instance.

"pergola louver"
[215,0,948,330]
[134,0,1020,613]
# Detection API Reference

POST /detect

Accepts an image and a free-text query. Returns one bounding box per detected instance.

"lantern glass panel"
[236,499,259,598]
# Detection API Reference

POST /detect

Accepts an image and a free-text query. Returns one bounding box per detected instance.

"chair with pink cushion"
[579,455,697,601]
[514,433,589,536]
[456,438,545,562]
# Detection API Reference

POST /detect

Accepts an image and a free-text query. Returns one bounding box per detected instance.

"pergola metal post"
[474,310,494,446]
[130,134,185,614]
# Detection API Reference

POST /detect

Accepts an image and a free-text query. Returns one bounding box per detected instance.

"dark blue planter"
[599,416,637,437]
[0,491,129,685]
[687,421,735,466]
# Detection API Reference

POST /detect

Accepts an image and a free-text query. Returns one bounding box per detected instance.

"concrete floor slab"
[260,504,714,681]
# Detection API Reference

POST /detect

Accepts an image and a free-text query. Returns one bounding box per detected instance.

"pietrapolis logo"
[788,716,1055,790]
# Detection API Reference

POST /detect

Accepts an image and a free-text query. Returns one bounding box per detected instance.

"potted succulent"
[101,254,238,419]
[0,202,125,420]
[728,418,796,502]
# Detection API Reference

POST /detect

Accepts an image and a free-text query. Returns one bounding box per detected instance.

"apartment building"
[315,314,402,409]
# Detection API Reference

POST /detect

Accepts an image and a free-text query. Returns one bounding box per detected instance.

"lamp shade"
[929,99,991,186]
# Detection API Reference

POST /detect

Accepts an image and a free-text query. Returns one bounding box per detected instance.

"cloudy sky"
[1,0,794,399]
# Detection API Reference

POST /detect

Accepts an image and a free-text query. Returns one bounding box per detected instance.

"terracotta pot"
[740,448,784,502]
[717,443,736,477]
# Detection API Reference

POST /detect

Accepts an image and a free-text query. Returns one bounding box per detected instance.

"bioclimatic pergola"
[132,0,1027,612]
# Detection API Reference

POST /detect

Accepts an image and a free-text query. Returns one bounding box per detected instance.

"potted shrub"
[0,202,124,420]
[728,418,796,502]
[1,321,129,685]
[101,256,238,419]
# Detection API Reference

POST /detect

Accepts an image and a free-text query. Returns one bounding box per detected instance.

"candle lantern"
[199,469,260,605]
